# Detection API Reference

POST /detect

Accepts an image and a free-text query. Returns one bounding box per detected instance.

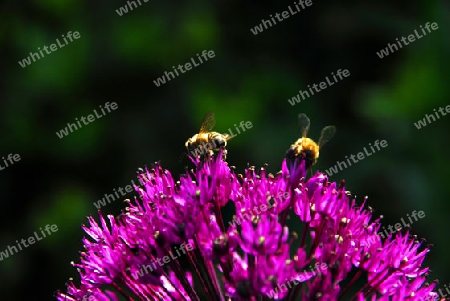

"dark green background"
[0,0,449,300]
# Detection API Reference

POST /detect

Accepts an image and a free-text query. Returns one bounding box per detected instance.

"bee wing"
[298,113,310,138]
[199,111,216,134]
[318,125,336,148]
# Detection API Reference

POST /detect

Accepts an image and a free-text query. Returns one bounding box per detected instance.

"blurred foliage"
[0,0,449,300]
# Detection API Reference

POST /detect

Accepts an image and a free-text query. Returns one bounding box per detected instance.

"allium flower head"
[56,148,441,301]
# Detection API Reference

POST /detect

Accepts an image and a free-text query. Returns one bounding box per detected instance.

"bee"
[185,112,232,160]
[286,113,336,170]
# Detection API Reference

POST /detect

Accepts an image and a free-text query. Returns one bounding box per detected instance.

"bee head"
[286,147,316,171]
[286,147,297,161]
[214,137,226,148]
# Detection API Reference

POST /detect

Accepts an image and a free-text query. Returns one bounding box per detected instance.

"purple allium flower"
[55,150,442,301]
